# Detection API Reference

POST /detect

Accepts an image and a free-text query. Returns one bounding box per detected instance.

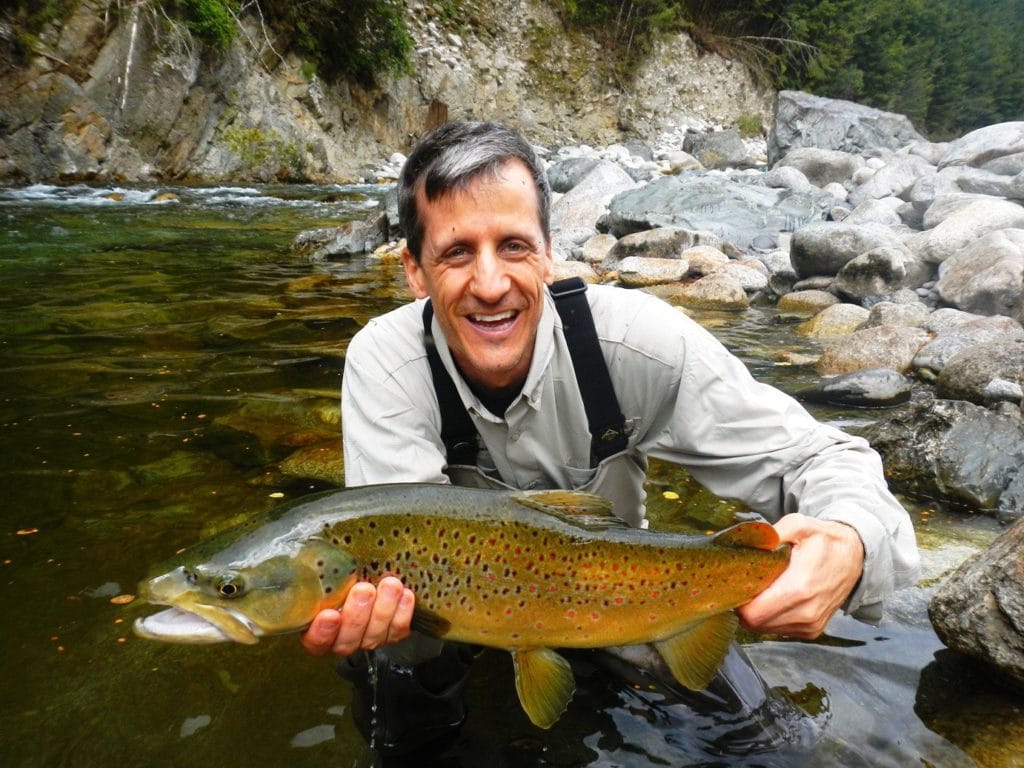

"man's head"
[398,121,551,263]
[398,122,554,393]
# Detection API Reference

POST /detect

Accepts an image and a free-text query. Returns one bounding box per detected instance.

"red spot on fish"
[590,612,600,621]
[651,590,661,599]
[614,597,624,605]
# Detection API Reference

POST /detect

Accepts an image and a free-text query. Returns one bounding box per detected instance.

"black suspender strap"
[422,301,479,466]
[422,278,629,469]
[548,277,630,463]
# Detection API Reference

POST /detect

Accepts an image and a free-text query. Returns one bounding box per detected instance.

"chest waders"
[341,279,628,757]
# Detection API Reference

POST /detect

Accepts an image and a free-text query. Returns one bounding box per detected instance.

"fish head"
[134,538,358,645]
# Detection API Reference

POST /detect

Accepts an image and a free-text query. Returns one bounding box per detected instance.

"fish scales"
[135,483,790,729]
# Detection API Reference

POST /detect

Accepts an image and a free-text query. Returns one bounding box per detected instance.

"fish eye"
[217,576,244,598]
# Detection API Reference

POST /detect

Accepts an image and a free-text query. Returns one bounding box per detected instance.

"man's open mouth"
[468,310,518,331]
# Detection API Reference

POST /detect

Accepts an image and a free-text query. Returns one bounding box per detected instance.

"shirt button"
[509,429,521,442]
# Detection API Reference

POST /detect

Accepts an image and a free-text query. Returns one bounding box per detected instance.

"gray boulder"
[774,147,865,187]
[935,337,1024,405]
[600,174,829,251]
[683,129,751,169]
[914,316,1024,377]
[796,367,915,408]
[938,121,1024,170]
[816,325,930,375]
[790,221,906,278]
[847,153,935,207]
[768,90,925,166]
[929,516,1024,692]
[920,199,1024,264]
[547,157,602,193]
[862,397,1024,514]
[603,227,715,268]
[833,246,933,302]
[860,300,932,329]
[935,229,1024,322]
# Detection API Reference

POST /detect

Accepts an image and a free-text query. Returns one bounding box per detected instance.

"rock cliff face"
[0,0,771,184]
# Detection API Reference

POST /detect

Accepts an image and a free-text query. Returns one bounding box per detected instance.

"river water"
[0,184,1018,767]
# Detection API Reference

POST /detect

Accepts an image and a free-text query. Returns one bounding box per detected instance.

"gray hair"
[398,121,550,262]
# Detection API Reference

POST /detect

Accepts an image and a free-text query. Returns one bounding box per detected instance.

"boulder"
[921,199,1024,264]
[681,245,730,276]
[579,233,617,264]
[935,337,1024,405]
[861,397,1024,514]
[615,256,689,287]
[767,90,925,167]
[550,161,638,240]
[718,259,769,292]
[547,157,601,193]
[603,227,711,266]
[816,325,930,375]
[859,300,932,329]
[929,516,1024,693]
[833,247,932,302]
[847,153,934,207]
[774,147,865,187]
[776,289,839,314]
[937,121,1024,170]
[790,221,906,278]
[796,303,870,338]
[683,129,752,169]
[935,229,1024,322]
[795,367,915,408]
[913,316,1024,378]
[653,272,750,311]
[600,174,828,251]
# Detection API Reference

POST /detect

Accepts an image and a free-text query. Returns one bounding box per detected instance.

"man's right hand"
[300,576,415,656]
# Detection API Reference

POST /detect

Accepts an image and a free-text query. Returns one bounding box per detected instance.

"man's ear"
[542,241,555,286]
[402,247,429,299]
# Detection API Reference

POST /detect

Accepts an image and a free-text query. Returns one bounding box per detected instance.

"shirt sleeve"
[628,304,919,620]
[341,320,451,487]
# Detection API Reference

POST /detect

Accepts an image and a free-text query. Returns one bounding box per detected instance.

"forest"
[4,0,1023,140]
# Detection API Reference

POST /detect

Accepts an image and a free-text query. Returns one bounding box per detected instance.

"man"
[302,121,918,746]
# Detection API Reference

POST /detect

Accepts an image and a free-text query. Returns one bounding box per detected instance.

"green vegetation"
[556,0,1024,139]
[174,0,239,49]
[222,124,304,178]
[735,114,764,138]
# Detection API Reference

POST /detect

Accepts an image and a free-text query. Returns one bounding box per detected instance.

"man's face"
[402,160,554,392]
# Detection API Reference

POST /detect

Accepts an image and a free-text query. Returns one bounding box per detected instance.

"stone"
[913,316,1024,377]
[929,516,1024,693]
[776,289,839,314]
[796,303,870,338]
[790,221,906,278]
[935,229,1024,322]
[833,246,931,302]
[847,154,934,207]
[546,157,601,193]
[656,272,750,311]
[935,337,1024,405]
[579,233,617,264]
[773,146,865,187]
[683,128,751,169]
[603,227,713,266]
[681,245,729,276]
[550,161,637,237]
[859,300,932,329]
[842,197,904,227]
[718,259,769,292]
[552,260,600,283]
[816,325,931,375]
[760,165,815,193]
[921,199,1024,264]
[767,90,925,167]
[938,121,1024,170]
[615,256,689,287]
[795,367,915,407]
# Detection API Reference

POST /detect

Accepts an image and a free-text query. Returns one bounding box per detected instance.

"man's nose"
[470,249,510,302]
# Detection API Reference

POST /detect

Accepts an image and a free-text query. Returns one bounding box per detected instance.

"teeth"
[470,311,515,323]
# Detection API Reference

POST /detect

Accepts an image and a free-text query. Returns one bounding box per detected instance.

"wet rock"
[859,300,932,329]
[653,272,749,311]
[291,218,387,260]
[935,229,1024,323]
[776,290,840,315]
[795,367,914,407]
[935,337,1024,405]
[929,515,1024,693]
[767,90,925,167]
[681,245,729,276]
[796,303,870,339]
[862,397,1024,513]
[790,221,907,279]
[816,325,930,375]
[277,441,344,485]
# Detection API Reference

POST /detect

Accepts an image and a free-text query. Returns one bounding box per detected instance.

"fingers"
[737,514,864,639]
[298,576,415,657]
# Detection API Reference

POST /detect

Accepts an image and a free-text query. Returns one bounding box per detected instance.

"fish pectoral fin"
[409,605,451,638]
[714,521,781,551]
[511,648,575,729]
[515,490,626,530]
[654,612,738,690]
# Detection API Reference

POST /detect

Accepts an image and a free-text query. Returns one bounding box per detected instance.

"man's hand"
[300,576,415,656]
[737,514,864,639]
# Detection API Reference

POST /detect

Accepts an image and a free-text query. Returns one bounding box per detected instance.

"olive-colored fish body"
[135,484,789,729]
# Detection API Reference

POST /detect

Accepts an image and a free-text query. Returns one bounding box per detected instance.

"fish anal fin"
[410,605,451,638]
[654,611,738,690]
[511,648,576,729]
[714,520,781,551]
[515,490,625,530]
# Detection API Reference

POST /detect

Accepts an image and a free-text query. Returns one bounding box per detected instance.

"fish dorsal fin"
[654,612,738,690]
[511,648,576,729]
[515,490,626,530]
[713,520,780,551]
[410,605,451,638]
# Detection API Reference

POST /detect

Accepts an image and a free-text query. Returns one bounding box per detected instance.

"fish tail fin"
[654,611,738,690]
[511,648,576,729]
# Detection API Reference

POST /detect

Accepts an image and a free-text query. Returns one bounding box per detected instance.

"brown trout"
[134,483,789,728]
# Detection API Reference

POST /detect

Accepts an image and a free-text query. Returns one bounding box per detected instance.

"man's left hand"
[737,514,864,639]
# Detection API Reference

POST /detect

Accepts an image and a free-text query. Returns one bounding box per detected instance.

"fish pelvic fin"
[511,648,576,729]
[654,611,738,690]
[515,490,626,530]
[714,520,782,551]
[409,605,451,638]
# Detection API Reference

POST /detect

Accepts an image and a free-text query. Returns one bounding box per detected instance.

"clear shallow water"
[0,184,1016,767]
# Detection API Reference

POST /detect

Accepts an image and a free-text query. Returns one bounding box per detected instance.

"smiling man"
[301,121,919,755]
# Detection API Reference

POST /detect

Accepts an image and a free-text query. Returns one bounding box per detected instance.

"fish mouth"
[133,605,261,645]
